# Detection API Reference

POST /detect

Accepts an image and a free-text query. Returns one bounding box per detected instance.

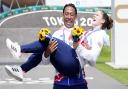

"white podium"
[106,0,128,69]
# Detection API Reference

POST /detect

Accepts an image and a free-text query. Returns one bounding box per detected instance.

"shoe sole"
[6,38,20,59]
[5,66,23,81]
[6,39,16,57]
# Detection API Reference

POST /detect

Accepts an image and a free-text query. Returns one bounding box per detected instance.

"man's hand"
[44,39,58,58]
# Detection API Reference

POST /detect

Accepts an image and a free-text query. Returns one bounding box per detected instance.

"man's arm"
[42,39,58,64]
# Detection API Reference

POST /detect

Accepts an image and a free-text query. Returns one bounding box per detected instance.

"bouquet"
[71,25,85,42]
[38,27,51,41]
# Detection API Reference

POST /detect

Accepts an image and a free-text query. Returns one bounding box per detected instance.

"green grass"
[96,31,128,84]
[96,46,128,84]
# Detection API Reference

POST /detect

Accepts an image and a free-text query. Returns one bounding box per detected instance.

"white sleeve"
[76,41,101,66]
[103,32,110,47]
[41,52,50,65]
[52,26,64,38]
[52,31,58,38]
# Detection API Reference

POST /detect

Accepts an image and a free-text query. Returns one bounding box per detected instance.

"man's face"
[63,6,77,28]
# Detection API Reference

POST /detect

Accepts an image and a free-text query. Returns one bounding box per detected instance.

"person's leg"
[6,38,46,59]
[21,53,42,72]
[53,83,88,89]
[21,40,46,53]
[71,84,88,89]
[53,84,68,89]
[5,53,42,81]
[5,37,49,81]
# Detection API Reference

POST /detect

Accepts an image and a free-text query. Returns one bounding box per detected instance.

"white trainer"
[6,38,21,59]
[5,65,23,81]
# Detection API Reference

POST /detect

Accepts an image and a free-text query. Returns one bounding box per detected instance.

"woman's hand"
[73,42,79,49]
[44,39,58,58]
[81,40,92,50]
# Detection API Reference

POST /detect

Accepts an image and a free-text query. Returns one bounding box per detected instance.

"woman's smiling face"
[92,11,105,27]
